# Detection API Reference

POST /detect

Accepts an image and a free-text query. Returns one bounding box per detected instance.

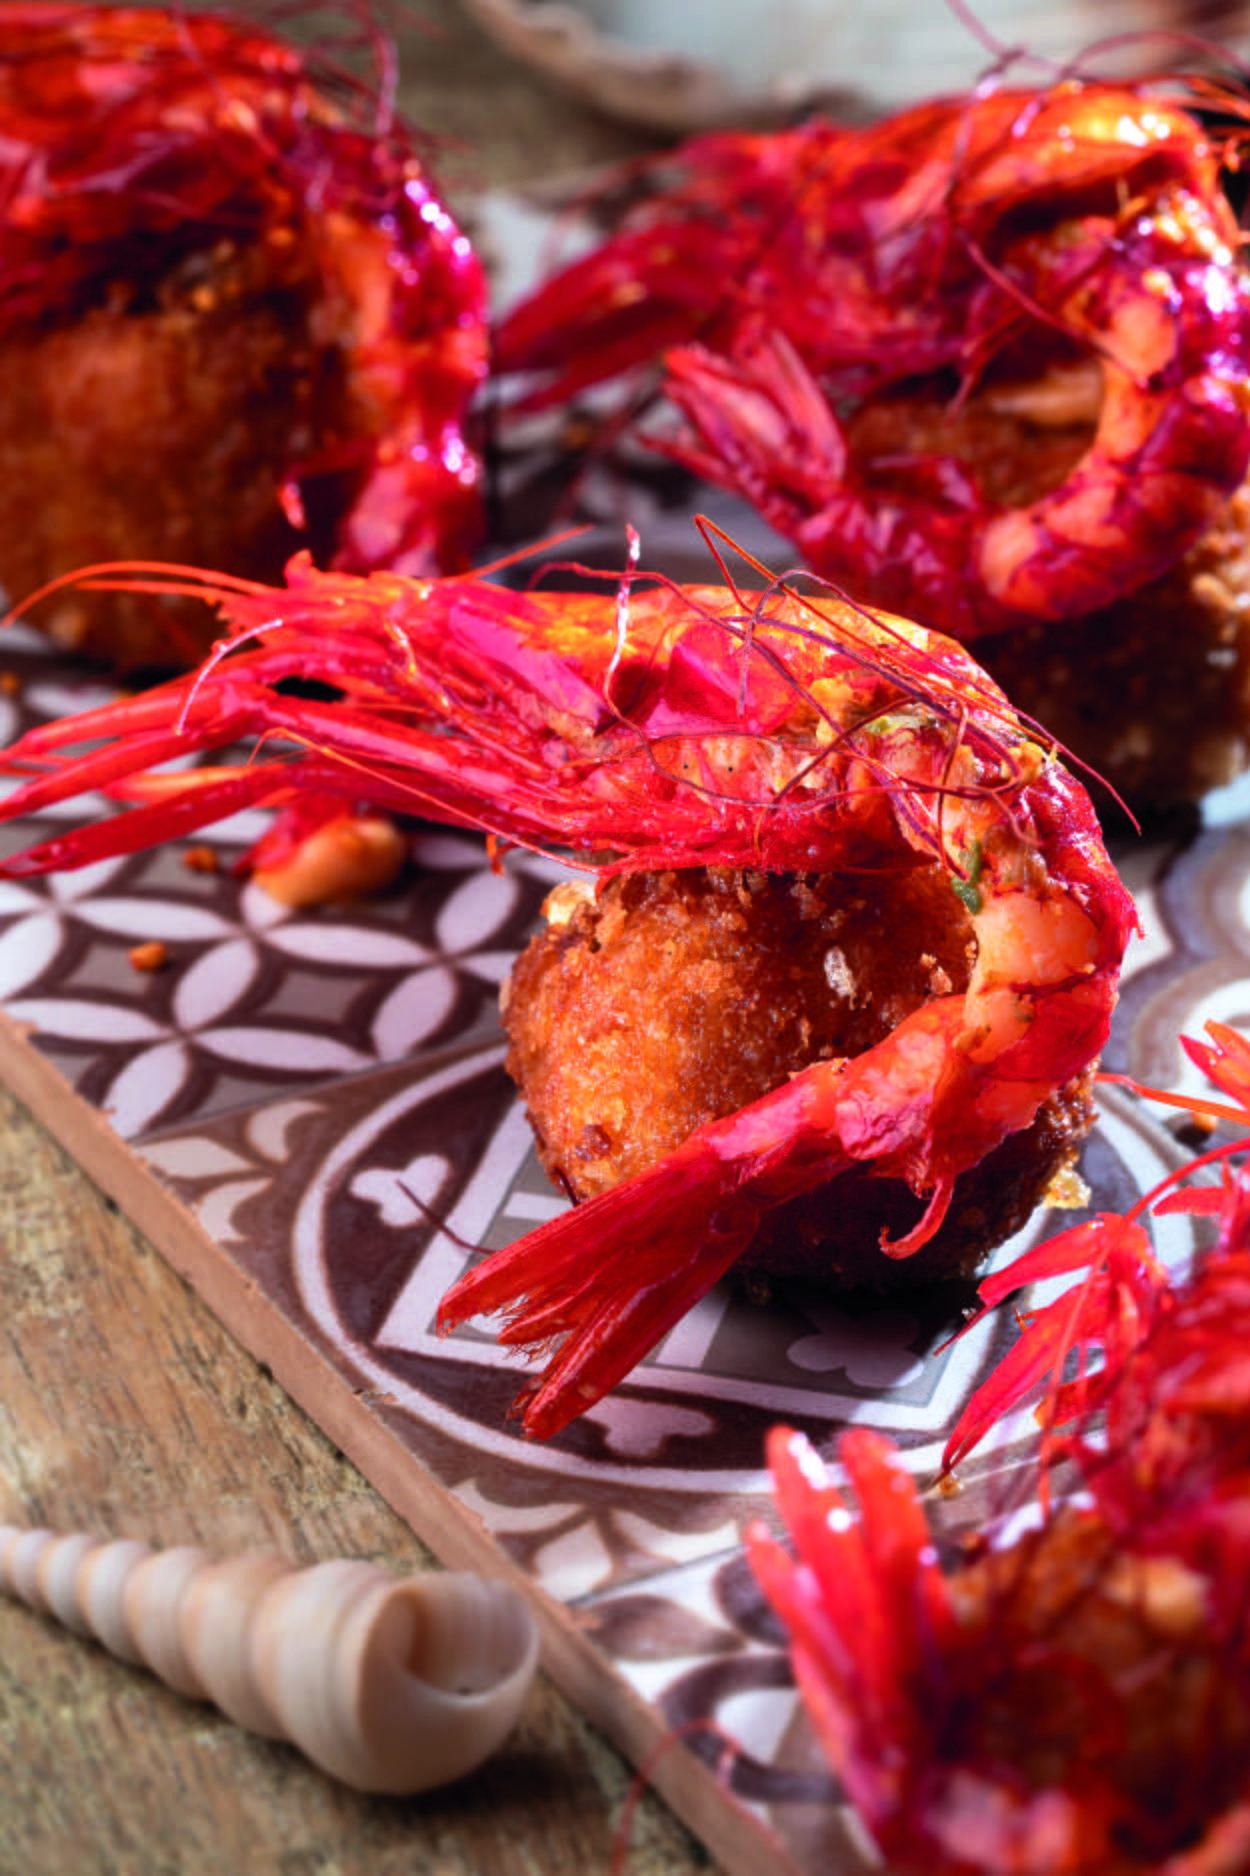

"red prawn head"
[496,74,1250,643]
[0,3,488,638]
[752,1414,1250,1876]
[763,1098,1250,1868]
[0,530,1086,875]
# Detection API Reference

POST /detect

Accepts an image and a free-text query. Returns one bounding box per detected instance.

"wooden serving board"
[0,594,1231,1875]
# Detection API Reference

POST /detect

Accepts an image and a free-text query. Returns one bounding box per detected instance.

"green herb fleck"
[952,838,984,914]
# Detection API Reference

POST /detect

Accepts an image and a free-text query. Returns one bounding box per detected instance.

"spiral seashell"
[0,1524,540,1794]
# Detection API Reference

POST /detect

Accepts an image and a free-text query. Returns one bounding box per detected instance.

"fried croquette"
[503,863,1095,1290]
[0,235,359,666]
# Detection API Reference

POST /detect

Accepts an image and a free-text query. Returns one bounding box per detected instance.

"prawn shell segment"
[0,5,487,662]
[412,575,1134,1431]
[501,864,1101,1289]
[971,475,1250,816]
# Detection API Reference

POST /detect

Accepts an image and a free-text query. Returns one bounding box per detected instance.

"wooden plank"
[0,1060,723,1876]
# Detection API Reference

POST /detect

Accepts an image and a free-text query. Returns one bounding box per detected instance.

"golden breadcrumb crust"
[0,233,360,666]
[503,863,1095,1289]
[948,1509,1250,1863]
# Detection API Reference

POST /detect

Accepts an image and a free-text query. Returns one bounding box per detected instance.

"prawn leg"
[943,1017,1250,1478]
[939,1213,1163,1477]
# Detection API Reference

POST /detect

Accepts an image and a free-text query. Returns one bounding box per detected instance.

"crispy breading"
[0,235,361,666]
[948,1509,1250,1861]
[504,862,1095,1288]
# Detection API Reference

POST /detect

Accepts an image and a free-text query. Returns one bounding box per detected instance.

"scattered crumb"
[253,813,407,909]
[0,670,20,696]
[182,844,220,875]
[542,879,595,929]
[561,414,597,451]
[1043,1165,1091,1210]
[128,940,169,972]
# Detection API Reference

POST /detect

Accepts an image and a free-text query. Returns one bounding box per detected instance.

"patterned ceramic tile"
[575,1545,859,1870]
[0,626,563,1135]
[119,1036,1204,1873]
[1,316,1248,1871]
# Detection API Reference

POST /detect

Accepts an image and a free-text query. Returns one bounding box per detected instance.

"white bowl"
[461,0,1250,134]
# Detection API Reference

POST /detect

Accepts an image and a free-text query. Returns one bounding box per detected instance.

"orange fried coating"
[0,234,366,666]
[503,862,1094,1289]
[0,7,486,669]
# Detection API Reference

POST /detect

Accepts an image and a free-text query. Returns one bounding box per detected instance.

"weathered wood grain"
[0,1078,717,1876]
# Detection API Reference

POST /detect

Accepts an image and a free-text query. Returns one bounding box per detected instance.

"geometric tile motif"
[94,753,1246,1875]
[0,613,563,1136]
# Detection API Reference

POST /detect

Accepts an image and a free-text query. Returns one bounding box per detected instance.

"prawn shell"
[496,80,1250,679]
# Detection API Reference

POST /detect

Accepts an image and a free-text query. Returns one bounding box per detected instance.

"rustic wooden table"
[0,6,723,1873]
[0,1082,719,1876]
